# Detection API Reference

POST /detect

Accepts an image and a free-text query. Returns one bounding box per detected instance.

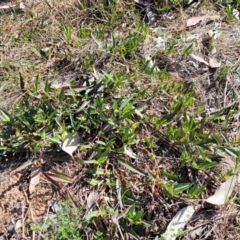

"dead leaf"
[124,145,137,159]
[60,133,80,157]
[14,220,22,231]
[190,54,209,66]
[187,16,205,27]
[206,175,236,205]
[145,55,160,71]
[162,205,196,240]
[134,109,143,118]
[233,9,240,20]
[48,200,62,213]
[211,47,217,55]
[47,169,73,184]
[87,190,102,210]
[0,3,24,13]
[29,168,41,194]
[118,159,146,176]
[0,5,17,10]
[185,225,203,240]
[50,71,81,89]
[19,2,26,10]
[209,57,221,68]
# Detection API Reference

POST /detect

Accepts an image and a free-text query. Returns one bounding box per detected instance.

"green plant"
[31,201,83,240]
[1,1,240,239]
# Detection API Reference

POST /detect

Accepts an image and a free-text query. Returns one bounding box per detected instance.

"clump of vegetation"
[31,201,83,240]
[0,0,240,239]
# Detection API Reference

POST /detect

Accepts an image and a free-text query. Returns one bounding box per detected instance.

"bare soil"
[1,1,240,239]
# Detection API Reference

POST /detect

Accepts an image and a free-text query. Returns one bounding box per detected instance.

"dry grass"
[0,0,240,239]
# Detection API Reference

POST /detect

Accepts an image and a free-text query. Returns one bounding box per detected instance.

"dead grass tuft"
[1,0,240,239]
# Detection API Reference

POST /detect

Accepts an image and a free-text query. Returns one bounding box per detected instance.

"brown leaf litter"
[1,1,240,239]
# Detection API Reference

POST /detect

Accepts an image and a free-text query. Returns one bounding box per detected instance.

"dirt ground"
[1,0,240,239]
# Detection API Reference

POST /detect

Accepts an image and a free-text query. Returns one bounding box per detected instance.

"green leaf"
[132,210,143,222]
[120,96,133,110]
[84,210,107,221]
[187,116,194,131]
[84,160,99,164]
[14,158,36,171]
[48,110,57,122]
[76,100,91,113]
[112,100,118,110]
[55,119,66,131]
[182,44,193,54]
[44,79,51,94]
[127,204,135,218]
[192,161,218,170]
[173,182,192,195]
[220,131,229,143]
[118,159,146,176]
[111,32,116,48]
[156,102,183,126]
[59,88,64,104]
[69,112,76,130]
[96,156,107,164]
[48,136,61,143]
[137,98,153,112]
[216,147,239,158]
[85,178,101,186]
[161,171,183,181]
[208,109,225,120]
[0,108,13,123]
[95,141,106,146]
[212,134,221,144]
[188,185,206,197]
